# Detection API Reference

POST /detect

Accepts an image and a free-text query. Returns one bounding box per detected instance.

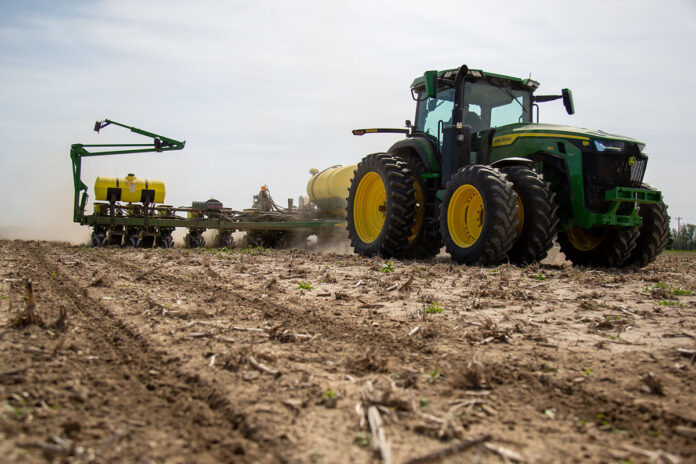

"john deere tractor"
[347,65,669,267]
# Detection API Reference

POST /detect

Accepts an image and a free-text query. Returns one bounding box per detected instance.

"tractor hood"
[501,123,644,145]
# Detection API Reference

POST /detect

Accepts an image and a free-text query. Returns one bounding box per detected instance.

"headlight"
[594,139,625,152]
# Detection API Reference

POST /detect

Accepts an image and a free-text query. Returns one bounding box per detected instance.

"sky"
[1,0,694,242]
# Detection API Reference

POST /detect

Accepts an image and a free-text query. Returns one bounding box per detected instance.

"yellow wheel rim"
[447,184,484,248]
[514,193,524,239]
[408,178,425,243]
[566,226,604,251]
[353,172,386,243]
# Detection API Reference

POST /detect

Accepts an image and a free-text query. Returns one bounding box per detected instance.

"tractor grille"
[582,149,647,213]
[630,157,647,185]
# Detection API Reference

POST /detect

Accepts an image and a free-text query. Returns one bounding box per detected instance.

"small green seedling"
[380,261,394,273]
[296,282,313,290]
[424,301,443,314]
[419,398,429,408]
[644,283,691,295]
[426,367,441,383]
[3,401,33,421]
[541,364,559,373]
[532,272,546,281]
[354,432,370,447]
[658,300,679,306]
[321,389,338,409]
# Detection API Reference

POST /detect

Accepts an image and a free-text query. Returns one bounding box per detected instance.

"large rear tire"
[501,166,559,264]
[440,165,518,265]
[346,153,416,257]
[558,226,638,267]
[624,189,669,267]
[395,156,442,259]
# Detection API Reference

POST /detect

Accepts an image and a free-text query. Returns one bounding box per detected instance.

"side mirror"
[562,88,575,115]
[424,70,438,98]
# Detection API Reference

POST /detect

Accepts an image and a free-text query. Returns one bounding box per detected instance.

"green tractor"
[347,65,669,267]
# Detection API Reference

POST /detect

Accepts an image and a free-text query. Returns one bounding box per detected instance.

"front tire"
[624,191,669,267]
[440,165,518,265]
[501,166,559,264]
[558,226,638,267]
[346,153,416,257]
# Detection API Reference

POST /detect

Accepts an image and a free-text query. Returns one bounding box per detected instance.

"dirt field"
[1,239,695,464]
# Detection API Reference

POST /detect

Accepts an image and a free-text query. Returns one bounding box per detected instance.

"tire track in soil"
[58,247,441,461]
[89,249,429,351]
[4,243,278,463]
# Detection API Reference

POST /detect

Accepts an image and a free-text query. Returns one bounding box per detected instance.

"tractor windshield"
[415,81,533,136]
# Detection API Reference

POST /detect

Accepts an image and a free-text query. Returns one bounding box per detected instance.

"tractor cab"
[410,67,575,169]
[412,70,535,136]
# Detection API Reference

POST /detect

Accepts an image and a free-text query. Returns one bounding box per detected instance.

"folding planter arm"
[70,119,185,223]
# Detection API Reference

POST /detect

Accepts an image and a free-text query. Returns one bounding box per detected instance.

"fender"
[387,136,439,172]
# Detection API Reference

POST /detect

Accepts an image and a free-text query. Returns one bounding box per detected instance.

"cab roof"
[411,66,540,92]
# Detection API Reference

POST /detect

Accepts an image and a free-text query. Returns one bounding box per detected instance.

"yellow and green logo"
[628,156,637,166]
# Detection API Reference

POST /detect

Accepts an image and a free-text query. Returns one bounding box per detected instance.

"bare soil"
[1,239,695,463]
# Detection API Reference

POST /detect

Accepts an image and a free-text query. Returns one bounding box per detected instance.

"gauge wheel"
[91,232,106,247]
[159,235,175,249]
[217,232,234,248]
[127,235,142,248]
